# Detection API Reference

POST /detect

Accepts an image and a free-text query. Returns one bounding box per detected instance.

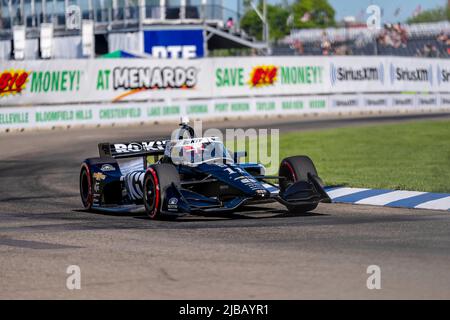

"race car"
[79,120,330,219]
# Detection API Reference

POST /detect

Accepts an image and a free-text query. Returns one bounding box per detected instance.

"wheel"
[80,163,93,211]
[143,164,180,220]
[279,156,320,213]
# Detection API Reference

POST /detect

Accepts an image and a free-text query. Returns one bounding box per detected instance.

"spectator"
[424,44,432,57]
[321,31,332,55]
[430,45,440,58]
[291,39,304,55]
[437,31,448,43]
[226,17,234,30]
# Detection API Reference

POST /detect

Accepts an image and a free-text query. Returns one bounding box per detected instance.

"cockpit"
[165,137,234,167]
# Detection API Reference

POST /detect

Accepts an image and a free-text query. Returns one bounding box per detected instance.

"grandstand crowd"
[277,21,450,58]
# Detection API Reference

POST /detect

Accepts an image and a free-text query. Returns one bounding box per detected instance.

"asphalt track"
[1,112,450,299]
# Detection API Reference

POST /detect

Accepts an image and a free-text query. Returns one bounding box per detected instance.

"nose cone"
[199,163,267,197]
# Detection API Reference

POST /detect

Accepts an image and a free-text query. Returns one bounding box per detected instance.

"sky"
[226,0,447,23]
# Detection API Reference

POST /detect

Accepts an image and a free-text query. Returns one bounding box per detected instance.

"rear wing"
[99,140,168,159]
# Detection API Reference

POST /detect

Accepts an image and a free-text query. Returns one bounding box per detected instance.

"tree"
[407,6,450,24]
[290,0,336,29]
[240,3,290,41]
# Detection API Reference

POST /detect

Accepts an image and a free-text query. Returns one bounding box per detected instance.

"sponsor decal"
[441,96,450,106]
[309,99,326,109]
[256,101,276,111]
[0,112,29,124]
[249,65,278,88]
[144,29,205,59]
[35,109,92,122]
[0,69,30,97]
[280,66,323,85]
[93,172,106,181]
[147,105,181,117]
[282,100,304,110]
[392,97,414,106]
[101,164,116,172]
[216,65,323,89]
[330,64,384,85]
[125,172,145,200]
[187,104,208,115]
[176,137,218,146]
[437,66,450,85]
[99,108,141,120]
[215,68,245,88]
[231,102,250,112]
[418,97,437,106]
[390,64,433,85]
[112,67,197,102]
[332,97,359,107]
[152,46,197,59]
[168,197,179,211]
[113,141,166,154]
[30,70,81,93]
[365,98,387,107]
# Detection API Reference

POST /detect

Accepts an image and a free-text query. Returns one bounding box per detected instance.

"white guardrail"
[1,56,450,130]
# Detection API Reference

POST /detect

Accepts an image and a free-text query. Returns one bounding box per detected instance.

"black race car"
[80,121,330,219]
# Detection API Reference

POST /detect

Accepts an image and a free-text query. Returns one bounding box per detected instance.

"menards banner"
[0,59,212,106]
[2,56,450,106]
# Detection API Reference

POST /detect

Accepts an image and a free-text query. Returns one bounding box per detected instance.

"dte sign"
[152,45,197,59]
[144,29,204,59]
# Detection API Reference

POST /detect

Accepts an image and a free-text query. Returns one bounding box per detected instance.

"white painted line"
[415,196,450,211]
[327,188,369,199]
[356,190,426,206]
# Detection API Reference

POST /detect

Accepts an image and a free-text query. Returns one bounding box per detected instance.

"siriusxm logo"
[330,64,384,86]
[437,66,450,85]
[390,64,433,85]
[418,97,437,106]
[332,98,359,107]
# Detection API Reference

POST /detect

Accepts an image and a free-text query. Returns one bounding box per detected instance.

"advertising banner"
[3,57,450,108]
[143,29,205,59]
[0,59,212,106]
[212,57,328,97]
[2,94,447,131]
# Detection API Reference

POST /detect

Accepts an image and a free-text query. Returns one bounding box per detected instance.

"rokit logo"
[330,64,384,85]
[113,141,166,154]
[113,67,197,91]
[390,64,433,85]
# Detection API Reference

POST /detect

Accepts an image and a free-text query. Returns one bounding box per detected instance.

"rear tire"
[279,156,319,213]
[143,164,180,220]
[80,164,93,211]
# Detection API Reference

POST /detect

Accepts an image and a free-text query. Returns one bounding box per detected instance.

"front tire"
[279,156,320,213]
[143,164,180,220]
[80,164,93,211]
